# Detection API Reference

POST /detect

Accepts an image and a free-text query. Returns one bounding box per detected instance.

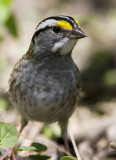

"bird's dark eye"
[52,26,61,33]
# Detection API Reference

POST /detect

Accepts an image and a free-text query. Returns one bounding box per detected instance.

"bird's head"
[28,15,87,59]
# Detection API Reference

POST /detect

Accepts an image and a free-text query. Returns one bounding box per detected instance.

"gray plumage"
[8,16,86,146]
[9,53,80,125]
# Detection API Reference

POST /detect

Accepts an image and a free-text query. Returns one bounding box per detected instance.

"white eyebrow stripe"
[36,19,56,31]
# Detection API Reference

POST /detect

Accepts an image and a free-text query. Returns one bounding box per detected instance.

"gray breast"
[9,55,79,123]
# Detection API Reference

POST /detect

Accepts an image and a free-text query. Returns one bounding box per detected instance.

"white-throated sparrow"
[8,15,86,153]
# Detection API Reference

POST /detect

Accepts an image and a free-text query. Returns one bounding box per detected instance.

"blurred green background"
[0,0,116,111]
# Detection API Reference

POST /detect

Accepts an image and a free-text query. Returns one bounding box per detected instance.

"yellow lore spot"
[56,20,72,30]
[74,18,80,26]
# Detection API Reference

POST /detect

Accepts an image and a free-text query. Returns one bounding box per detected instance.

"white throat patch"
[52,38,77,55]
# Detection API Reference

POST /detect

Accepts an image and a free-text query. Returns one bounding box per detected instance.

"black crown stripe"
[44,16,74,27]
[36,16,75,29]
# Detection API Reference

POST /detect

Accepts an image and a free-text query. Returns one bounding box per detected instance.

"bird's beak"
[69,27,87,39]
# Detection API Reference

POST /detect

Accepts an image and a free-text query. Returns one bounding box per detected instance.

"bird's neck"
[26,49,74,71]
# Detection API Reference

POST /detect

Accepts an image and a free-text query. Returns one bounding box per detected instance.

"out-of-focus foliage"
[104,69,116,86]
[5,14,18,37]
[0,97,9,111]
[31,142,47,152]
[43,124,61,139]
[0,0,18,41]
[0,0,12,24]
[0,54,8,72]
[30,142,50,160]
[15,146,36,151]
[43,125,54,139]
[60,156,77,160]
[0,0,18,111]
[30,155,50,160]
[81,47,116,103]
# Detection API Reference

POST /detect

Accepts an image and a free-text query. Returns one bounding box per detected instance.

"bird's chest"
[10,58,78,122]
[18,65,77,104]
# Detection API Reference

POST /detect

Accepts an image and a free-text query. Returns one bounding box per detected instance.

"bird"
[8,15,86,152]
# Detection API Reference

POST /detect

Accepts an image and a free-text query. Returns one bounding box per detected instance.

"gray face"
[30,16,86,59]
[32,27,77,57]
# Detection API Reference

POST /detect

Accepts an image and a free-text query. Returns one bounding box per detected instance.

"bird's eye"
[52,26,61,33]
